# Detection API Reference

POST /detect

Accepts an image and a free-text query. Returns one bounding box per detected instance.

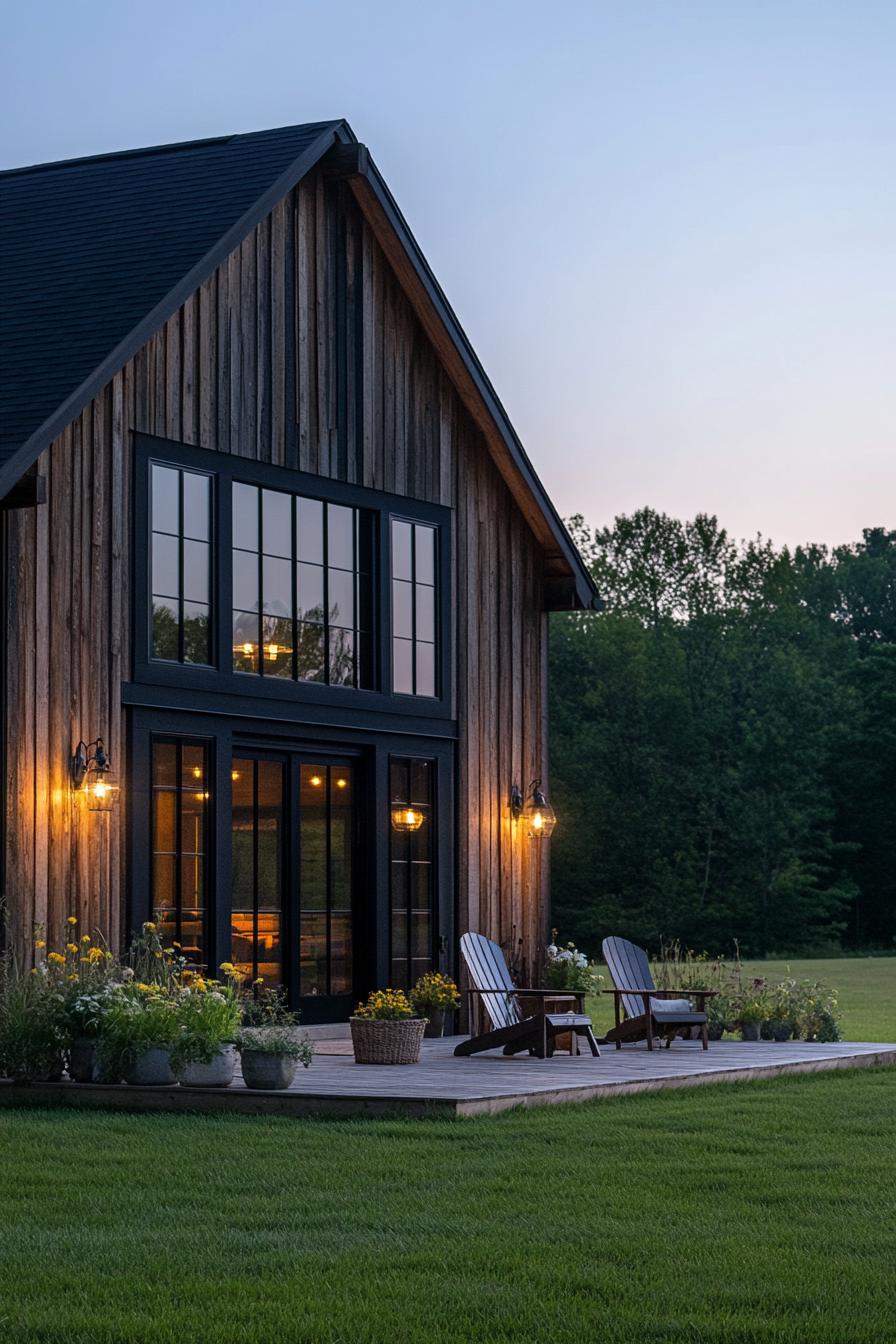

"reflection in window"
[151,739,209,964]
[391,520,436,696]
[390,757,434,986]
[231,758,284,986]
[299,764,354,998]
[232,485,372,688]
[150,464,212,664]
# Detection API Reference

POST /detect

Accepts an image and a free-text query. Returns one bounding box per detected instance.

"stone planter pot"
[423,1009,448,1039]
[67,1038,99,1083]
[14,1056,65,1084]
[124,1046,176,1086]
[178,1044,236,1088]
[773,1023,793,1042]
[350,1016,426,1064]
[740,1023,761,1042]
[240,1049,297,1090]
[707,1023,725,1041]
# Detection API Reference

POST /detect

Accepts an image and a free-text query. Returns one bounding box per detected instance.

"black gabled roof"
[0,120,343,481]
[0,120,597,606]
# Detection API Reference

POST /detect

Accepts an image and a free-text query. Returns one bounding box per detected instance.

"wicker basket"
[350,1016,427,1065]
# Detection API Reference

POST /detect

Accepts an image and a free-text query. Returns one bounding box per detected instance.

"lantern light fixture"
[391,804,425,833]
[510,779,557,839]
[71,737,119,811]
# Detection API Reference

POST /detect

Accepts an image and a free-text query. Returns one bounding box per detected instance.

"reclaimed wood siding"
[3,170,549,971]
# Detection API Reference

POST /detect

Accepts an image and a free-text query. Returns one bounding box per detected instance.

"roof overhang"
[0,122,599,611]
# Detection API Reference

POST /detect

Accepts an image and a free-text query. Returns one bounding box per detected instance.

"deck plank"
[1,1038,893,1119]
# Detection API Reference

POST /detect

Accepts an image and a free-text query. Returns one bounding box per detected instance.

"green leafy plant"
[96,984,180,1075]
[241,982,298,1028]
[544,932,602,993]
[410,972,460,1015]
[171,971,242,1070]
[736,980,771,1026]
[236,1024,313,1066]
[352,989,416,1020]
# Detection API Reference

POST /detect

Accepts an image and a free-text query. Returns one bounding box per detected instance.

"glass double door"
[230,752,358,1021]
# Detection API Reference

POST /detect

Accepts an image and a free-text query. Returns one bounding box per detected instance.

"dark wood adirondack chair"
[455,932,600,1058]
[601,936,716,1051]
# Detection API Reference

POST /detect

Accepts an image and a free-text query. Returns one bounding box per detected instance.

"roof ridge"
[0,121,339,178]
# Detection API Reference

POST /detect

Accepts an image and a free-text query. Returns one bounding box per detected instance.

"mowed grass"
[586,956,896,1040]
[1,1068,895,1343]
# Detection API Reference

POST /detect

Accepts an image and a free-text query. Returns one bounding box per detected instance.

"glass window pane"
[296,497,324,563]
[415,525,435,585]
[152,599,179,661]
[263,490,292,559]
[261,615,293,678]
[257,762,283,912]
[393,638,413,695]
[392,579,413,639]
[296,622,326,682]
[415,642,435,698]
[152,532,179,598]
[329,629,355,686]
[392,519,413,581]
[183,540,209,605]
[415,585,434,642]
[262,555,292,617]
[328,568,355,630]
[296,563,325,621]
[327,504,354,569]
[183,602,211,665]
[233,549,258,613]
[233,611,260,673]
[409,760,431,807]
[233,483,258,551]
[329,913,352,995]
[183,472,210,542]
[390,861,409,912]
[151,465,179,535]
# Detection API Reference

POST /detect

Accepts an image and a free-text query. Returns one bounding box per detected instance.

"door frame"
[127,706,456,1020]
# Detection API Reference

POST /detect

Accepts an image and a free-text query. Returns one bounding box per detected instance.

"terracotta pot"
[178,1045,236,1088]
[240,1050,297,1090]
[124,1046,176,1086]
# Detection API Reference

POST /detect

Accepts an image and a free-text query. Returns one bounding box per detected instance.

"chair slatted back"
[602,936,656,1022]
[459,933,522,1031]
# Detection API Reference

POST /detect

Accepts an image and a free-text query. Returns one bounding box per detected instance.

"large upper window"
[232,484,374,688]
[391,520,437,697]
[150,465,212,664]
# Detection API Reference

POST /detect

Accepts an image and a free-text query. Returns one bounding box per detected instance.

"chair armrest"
[602,988,655,995]
[465,988,578,998]
[601,988,718,997]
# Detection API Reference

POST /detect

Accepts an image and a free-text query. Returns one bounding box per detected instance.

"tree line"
[549,511,896,957]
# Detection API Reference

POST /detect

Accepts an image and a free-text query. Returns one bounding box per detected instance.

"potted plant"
[65,982,125,1082]
[172,965,243,1087]
[0,954,67,1082]
[737,981,770,1042]
[410,972,460,1038]
[98,983,180,1085]
[237,1025,313,1089]
[350,989,426,1064]
[539,934,602,1049]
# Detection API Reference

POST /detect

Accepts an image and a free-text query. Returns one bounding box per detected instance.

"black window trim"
[133,433,453,724]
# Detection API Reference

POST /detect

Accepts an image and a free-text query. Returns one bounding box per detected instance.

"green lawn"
[1,1069,894,1343]
[587,955,896,1041]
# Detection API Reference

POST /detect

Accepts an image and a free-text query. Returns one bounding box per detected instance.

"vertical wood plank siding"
[3,171,549,972]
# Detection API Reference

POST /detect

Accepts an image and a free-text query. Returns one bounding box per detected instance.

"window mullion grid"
[322,506,330,686]
[256,490,264,677]
[252,760,259,985]
[291,496,298,683]
[177,471,185,664]
[325,766,333,995]
[410,524,417,695]
[174,740,183,948]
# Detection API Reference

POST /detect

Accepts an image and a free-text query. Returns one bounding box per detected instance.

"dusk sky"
[4,1,894,550]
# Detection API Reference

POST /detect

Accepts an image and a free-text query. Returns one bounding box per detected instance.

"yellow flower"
[67,973,78,982]
[81,934,91,944]
[33,938,46,950]
[47,952,65,966]
[253,977,265,985]
[87,947,104,965]
[219,962,235,973]
[66,942,79,954]
[67,915,78,926]
[143,921,157,934]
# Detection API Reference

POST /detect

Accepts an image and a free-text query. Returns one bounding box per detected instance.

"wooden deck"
[1,1037,893,1118]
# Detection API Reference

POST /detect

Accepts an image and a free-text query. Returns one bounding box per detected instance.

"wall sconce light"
[391,804,424,832]
[71,737,119,811]
[510,779,557,839]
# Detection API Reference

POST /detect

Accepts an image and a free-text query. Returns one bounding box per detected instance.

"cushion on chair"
[649,997,693,1017]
